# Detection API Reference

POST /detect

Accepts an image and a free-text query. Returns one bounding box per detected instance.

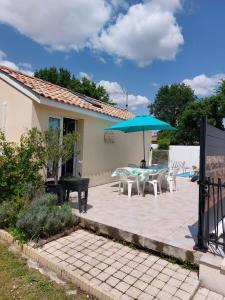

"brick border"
[0,229,117,300]
[31,225,80,248]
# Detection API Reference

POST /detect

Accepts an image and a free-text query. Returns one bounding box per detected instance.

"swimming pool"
[178,171,192,178]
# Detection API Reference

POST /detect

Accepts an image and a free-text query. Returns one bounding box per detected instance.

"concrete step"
[199,253,225,296]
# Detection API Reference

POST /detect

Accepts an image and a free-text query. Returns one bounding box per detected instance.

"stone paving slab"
[39,229,202,299]
[73,178,199,263]
[193,287,225,300]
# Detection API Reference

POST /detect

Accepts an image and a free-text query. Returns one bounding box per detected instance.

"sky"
[0,0,225,115]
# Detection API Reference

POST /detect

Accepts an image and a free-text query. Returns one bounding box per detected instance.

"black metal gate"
[197,117,225,251]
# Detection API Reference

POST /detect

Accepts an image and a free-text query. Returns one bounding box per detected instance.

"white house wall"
[0,78,33,142]
[152,144,200,170]
[169,145,200,169]
[80,116,152,186]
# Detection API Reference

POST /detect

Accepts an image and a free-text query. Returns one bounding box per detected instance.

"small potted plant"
[44,128,79,203]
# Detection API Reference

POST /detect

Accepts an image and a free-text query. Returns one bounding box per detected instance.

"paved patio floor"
[38,229,225,300]
[72,178,200,262]
[40,229,199,299]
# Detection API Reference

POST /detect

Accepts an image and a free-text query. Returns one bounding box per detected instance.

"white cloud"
[94,0,183,66]
[18,62,32,70]
[0,0,111,51]
[0,50,33,75]
[183,74,225,97]
[0,0,183,67]
[79,72,92,80]
[99,80,150,110]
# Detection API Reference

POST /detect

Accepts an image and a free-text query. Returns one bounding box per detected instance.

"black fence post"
[196,116,207,250]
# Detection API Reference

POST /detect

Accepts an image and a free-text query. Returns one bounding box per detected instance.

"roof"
[151,136,159,143]
[0,65,134,120]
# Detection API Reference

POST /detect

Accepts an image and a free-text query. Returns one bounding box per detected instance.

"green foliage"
[202,95,225,129]
[149,83,196,127]
[30,193,57,208]
[174,100,204,145]
[0,129,45,203]
[0,129,77,241]
[16,193,76,241]
[151,80,225,145]
[0,197,28,229]
[34,66,114,104]
[152,149,169,165]
[216,79,225,97]
[43,205,75,237]
[174,95,225,145]
[44,128,79,183]
[0,126,79,207]
[0,243,85,299]
[158,138,170,150]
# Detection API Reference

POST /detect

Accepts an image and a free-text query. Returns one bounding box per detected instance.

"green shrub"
[43,205,75,237]
[30,193,57,209]
[0,197,27,229]
[16,194,76,241]
[0,128,80,203]
[17,206,49,240]
[152,149,169,165]
[158,138,170,150]
[0,202,15,228]
[0,129,45,203]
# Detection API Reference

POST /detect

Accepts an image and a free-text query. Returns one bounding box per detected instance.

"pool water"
[178,172,192,178]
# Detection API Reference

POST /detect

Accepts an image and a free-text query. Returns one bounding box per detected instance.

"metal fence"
[197,117,225,251]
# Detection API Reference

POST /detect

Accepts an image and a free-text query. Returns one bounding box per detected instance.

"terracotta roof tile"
[0,65,134,120]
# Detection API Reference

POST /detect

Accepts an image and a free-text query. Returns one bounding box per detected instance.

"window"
[47,117,62,179]
[49,117,61,130]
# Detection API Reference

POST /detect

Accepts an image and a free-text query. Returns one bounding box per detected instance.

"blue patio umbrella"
[105,115,175,163]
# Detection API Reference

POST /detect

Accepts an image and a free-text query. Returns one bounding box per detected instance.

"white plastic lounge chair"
[171,161,187,174]
[118,169,140,198]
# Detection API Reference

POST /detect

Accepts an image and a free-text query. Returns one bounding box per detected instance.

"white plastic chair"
[143,170,166,197]
[118,169,140,198]
[167,168,179,192]
[171,161,186,174]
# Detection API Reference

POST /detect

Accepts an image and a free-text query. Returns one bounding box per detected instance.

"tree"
[175,101,205,145]
[202,95,225,130]
[149,83,196,127]
[34,67,58,84]
[217,79,225,97]
[57,68,71,88]
[34,67,113,104]
[175,95,225,145]
[153,80,225,145]
[44,129,79,185]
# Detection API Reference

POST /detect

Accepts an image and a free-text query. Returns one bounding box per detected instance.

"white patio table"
[112,166,168,182]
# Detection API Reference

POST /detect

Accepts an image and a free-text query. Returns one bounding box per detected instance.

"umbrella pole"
[143,127,145,162]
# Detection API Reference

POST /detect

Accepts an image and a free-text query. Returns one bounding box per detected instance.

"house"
[151,135,159,144]
[0,66,152,186]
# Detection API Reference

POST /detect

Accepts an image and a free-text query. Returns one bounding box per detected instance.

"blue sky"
[0,0,225,115]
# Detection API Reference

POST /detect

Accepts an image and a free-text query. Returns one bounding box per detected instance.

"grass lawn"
[0,242,95,300]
